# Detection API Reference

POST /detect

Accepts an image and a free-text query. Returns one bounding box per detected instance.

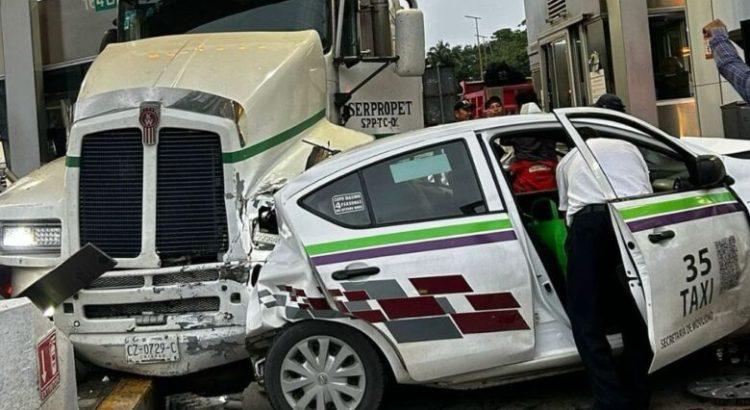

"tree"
[426,40,455,67]
[487,28,530,77]
[426,28,531,83]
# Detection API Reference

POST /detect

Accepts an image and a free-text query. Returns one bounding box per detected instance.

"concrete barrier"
[0,298,77,410]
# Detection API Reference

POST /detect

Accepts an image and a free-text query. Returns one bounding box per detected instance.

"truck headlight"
[0,221,62,254]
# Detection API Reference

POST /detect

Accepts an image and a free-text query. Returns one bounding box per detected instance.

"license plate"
[124,335,180,364]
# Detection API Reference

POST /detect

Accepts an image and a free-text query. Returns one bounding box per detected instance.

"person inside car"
[501,133,558,194]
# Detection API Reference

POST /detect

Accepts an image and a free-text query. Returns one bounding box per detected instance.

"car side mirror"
[692,155,730,188]
[394,9,425,77]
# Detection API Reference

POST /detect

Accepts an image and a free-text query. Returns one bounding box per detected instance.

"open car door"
[555,108,750,372]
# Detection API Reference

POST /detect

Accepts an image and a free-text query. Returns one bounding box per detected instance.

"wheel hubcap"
[280,336,366,410]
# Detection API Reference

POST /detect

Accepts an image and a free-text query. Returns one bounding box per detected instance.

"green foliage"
[426,28,530,82]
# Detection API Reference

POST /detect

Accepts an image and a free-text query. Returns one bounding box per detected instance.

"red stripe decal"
[335,301,349,313]
[466,293,520,310]
[378,297,444,320]
[298,303,310,310]
[451,310,529,334]
[307,298,330,310]
[294,289,307,297]
[409,275,473,295]
[328,289,343,297]
[352,310,387,323]
[344,290,369,301]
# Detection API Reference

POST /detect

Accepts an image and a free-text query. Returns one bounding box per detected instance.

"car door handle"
[332,266,380,281]
[648,230,675,244]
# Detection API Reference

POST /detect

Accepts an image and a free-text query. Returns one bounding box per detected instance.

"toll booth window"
[302,174,372,228]
[650,11,693,101]
[361,141,487,226]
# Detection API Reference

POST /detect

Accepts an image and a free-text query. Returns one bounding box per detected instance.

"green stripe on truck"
[66,109,325,167]
[222,109,326,164]
[65,156,80,168]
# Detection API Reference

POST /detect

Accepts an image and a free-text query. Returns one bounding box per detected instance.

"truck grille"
[84,297,220,319]
[79,129,143,258]
[87,276,145,290]
[156,129,228,260]
[153,270,220,286]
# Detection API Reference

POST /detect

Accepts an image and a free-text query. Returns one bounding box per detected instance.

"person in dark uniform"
[593,94,627,113]
[453,100,475,122]
[557,136,654,409]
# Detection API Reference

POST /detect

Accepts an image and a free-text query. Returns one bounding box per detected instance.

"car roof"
[279,113,558,201]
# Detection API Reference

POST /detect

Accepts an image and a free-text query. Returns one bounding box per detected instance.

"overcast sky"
[419,0,527,48]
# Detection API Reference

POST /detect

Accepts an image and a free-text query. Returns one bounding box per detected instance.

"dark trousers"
[566,207,652,410]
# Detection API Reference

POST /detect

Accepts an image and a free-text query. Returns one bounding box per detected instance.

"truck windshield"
[118,0,331,49]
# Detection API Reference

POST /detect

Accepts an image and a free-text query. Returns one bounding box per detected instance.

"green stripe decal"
[619,192,736,220]
[222,109,326,164]
[305,219,512,256]
[65,156,80,168]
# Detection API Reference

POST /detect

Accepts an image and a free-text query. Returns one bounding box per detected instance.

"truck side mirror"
[692,155,730,188]
[394,9,425,77]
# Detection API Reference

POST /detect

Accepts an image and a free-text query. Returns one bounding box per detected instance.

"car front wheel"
[265,321,385,410]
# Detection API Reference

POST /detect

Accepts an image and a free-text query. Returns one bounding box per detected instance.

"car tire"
[265,321,386,410]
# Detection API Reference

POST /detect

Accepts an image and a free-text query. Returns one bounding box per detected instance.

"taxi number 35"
[680,247,714,317]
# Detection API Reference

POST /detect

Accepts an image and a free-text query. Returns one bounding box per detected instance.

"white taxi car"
[247,108,750,410]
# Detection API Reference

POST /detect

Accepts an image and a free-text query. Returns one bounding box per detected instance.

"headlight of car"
[0,221,62,254]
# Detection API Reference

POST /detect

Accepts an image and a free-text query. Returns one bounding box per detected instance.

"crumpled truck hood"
[0,158,65,216]
[78,30,328,144]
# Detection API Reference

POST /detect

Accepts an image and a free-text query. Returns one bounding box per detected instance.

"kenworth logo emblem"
[139,102,161,146]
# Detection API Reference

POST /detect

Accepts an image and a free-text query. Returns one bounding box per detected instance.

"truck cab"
[0,0,426,377]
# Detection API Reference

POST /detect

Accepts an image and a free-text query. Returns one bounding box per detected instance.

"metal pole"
[436,64,445,124]
[1,0,45,177]
[605,0,658,125]
[479,34,492,67]
[465,15,484,79]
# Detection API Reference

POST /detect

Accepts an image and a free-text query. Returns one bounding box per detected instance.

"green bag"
[526,198,568,277]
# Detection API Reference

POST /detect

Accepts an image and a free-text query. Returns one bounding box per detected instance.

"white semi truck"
[0,0,425,377]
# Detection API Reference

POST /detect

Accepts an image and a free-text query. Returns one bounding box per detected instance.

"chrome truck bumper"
[53,262,252,377]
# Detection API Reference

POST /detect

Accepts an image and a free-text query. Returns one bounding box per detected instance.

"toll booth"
[524,0,750,137]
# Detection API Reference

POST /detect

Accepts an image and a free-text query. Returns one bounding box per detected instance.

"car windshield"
[118,0,331,49]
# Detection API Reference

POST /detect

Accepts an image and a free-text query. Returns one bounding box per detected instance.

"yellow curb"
[97,378,154,410]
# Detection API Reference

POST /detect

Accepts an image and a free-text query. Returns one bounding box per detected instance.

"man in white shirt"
[557,137,653,410]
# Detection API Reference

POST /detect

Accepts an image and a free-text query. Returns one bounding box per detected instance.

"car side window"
[361,141,487,225]
[301,173,372,228]
[574,122,693,193]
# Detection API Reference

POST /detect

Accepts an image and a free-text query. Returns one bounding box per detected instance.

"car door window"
[301,140,488,228]
[362,141,487,225]
[301,173,371,228]
[573,122,693,194]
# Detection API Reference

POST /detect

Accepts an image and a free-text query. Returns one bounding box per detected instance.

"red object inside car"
[510,160,558,193]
